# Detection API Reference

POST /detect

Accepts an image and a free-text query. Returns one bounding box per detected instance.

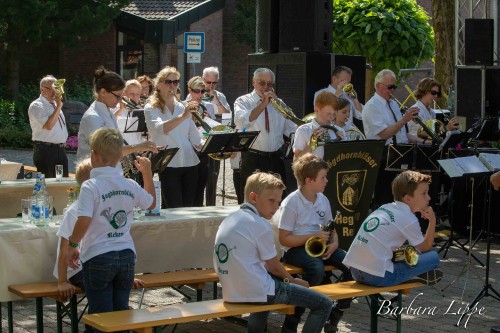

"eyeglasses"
[257,81,274,88]
[41,86,54,91]
[162,79,180,85]
[191,88,208,94]
[380,82,398,90]
[109,91,123,100]
[430,90,441,96]
[204,81,218,85]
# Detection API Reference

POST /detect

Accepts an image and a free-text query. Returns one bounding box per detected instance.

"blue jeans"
[83,249,135,333]
[247,276,333,333]
[350,250,440,287]
[282,246,352,329]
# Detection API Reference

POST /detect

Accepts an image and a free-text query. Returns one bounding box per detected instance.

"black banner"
[323,140,385,250]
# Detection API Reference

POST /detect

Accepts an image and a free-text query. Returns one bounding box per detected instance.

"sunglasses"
[109,91,123,100]
[430,90,441,96]
[162,79,180,85]
[380,83,398,90]
[205,81,218,85]
[257,81,274,88]
[191,88,208,94]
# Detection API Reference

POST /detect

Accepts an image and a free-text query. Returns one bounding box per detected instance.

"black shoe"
[408,269,443,286]
[324,308,343,333]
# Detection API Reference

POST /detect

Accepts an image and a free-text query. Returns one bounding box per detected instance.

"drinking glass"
[46,196,54,220]
[55,165,63,181]
[21,198,31,224]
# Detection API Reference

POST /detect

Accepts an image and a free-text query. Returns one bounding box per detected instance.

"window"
[117,31,144,79]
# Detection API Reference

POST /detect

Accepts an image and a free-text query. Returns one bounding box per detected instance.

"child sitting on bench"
[214,172,334,333]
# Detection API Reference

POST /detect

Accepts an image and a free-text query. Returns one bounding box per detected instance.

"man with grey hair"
[234,68,297,199]
[28,75,69,178]
[362,69,419,207]
[202,66,231,114]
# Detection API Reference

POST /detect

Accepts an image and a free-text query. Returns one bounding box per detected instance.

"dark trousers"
[194,154,209,207]
[232,168,243,204]
[205,158,220,206]
[240,150,286,200]
[33,143,68,178]
[159,165,198,208]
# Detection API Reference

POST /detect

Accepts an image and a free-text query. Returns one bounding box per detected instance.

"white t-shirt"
[78,166,154,263]
[53,200,81,280]
[213,204,277,302]
[278,189,333,251]
[293,119,342,159]
[342,201,425,277]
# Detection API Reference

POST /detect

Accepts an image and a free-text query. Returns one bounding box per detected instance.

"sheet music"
[438,156,490,178]
[117,116,139,132]
[478,153,500,171]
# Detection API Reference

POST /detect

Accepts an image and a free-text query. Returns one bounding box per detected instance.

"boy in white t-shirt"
[214,172,334,333]
[343,170,442,287]
[279,154,352,333]
[67,127,155,322]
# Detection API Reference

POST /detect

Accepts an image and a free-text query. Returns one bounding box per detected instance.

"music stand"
[150,148,179,174]
[201,131,259,205]
[439,131,471,153]
[386,144,441,172]
[124,110,147,134]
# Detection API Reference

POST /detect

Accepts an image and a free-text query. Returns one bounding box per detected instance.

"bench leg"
[7,301,13,333]
[197,288,203,302]
[370,295,378,333]
[70,295,78,333]
[35,297,43,333]
[213,282,217,300]
[396,291,402,333]
[56,302,63,333]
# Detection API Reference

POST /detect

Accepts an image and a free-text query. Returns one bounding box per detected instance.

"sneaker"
[408,269,443,286]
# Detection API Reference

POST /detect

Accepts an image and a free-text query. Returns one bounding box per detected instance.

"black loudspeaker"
[248,52,334,118]
[278,0,332,53]
[456,66,500,129]
[465,19,494,66]
[255,0,279,53]
[334,55,367,104]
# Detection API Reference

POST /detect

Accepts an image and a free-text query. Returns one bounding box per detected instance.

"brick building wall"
[60,25,117,83]
[143,43,159,77]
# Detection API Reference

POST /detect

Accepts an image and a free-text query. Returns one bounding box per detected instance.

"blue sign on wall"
[184,32,205,53]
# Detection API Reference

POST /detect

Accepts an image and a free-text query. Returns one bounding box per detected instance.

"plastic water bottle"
[145,174,161,216]
[31,174,42,221]
[31,173,47,225]
[40,174,50,219]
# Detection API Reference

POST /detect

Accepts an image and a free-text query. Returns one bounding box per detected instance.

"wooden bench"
[7,264,334,333]
[23,165,76,178]
[83,280,425,333]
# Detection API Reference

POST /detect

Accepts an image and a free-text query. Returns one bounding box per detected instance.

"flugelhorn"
[269,93,306,126]
[310,125,342,151]
[390,93,443,144]
[343,83,357,99]
[392,245,419,267]
[53,79,66,100]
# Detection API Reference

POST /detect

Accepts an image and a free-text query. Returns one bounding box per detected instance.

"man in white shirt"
[313,66,363,125]
[234,68,297,199]
[28,75,69,178]
[202,66,232,115]
[362,69,419,207]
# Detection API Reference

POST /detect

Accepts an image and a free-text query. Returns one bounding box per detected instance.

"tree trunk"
[431,0,454,108]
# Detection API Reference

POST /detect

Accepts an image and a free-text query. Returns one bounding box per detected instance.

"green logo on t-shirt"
[215,243,236,264]
[100,207,128,230]
[363,217,380,232]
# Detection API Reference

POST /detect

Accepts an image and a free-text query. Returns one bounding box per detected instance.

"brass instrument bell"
[342,83,357,99]
[417,119,446,140]
[392,245,419,267]
[53,79,66,99]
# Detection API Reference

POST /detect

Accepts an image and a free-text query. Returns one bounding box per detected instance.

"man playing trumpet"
[234,68,297,198]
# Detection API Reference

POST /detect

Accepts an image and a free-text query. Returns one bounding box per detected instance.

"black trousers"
[159,165,198,208]
[240,150,286,200]
[232,168,243,204]
[205,158,220,206]
[33,143,68,178]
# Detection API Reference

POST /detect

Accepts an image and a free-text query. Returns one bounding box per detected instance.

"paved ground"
[1,148,499,332]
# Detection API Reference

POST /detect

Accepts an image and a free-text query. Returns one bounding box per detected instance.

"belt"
[247,148,282,158]
[33,141,65,148]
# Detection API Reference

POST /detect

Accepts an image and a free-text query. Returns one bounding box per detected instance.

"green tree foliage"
[0,0,131,98]
[232,0,256,48]
[333,0,434,76]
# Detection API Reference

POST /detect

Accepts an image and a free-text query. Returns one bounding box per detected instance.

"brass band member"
[234,68,297,198]
[333,97,365,141]
[144,67,201,208]
[28,75,69,178]
[293,91,343,160]
[137,75,154,101]
[408,77,459,144]
[115,79,146,147]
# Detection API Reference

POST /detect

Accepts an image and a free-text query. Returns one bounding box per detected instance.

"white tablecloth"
[0,178,78,218]
[0,205,239,302]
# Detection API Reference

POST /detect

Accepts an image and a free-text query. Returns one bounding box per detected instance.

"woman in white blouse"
[144,67,202,208]
[77,66,156,163]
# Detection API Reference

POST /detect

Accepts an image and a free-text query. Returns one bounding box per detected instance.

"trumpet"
[53,79,66,100]
[269,94,306,126]
[122,97,141,110]
[305,212,340,257]
[342,83,357,99]
[390,94,444,144]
